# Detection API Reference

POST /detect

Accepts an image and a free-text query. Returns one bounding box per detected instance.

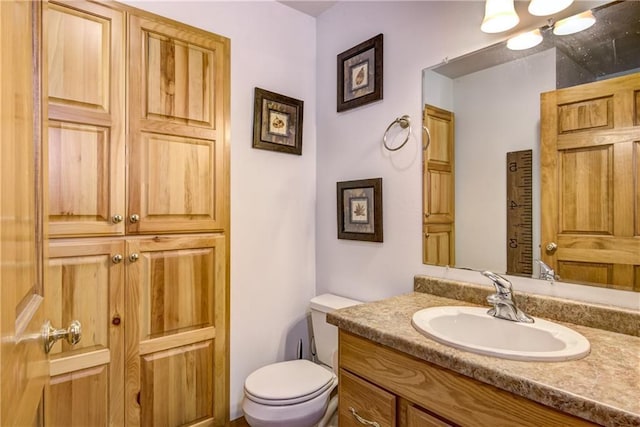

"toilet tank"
[310,293,361,368]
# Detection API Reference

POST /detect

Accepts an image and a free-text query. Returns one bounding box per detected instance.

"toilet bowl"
[242,360,337,427]
[242,294,361,427]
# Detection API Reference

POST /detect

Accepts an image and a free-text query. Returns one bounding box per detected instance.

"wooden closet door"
[125,234,226,426]
[423,105,455,266]
[541,72,640,291]
[46,1,125,237]
[45,239,125,426]
[128,15,229,234]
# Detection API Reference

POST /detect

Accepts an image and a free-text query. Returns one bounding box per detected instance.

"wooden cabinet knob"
[112,314,121,326]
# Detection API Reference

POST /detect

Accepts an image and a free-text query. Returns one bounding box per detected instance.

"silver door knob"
[42,320,82,354]
[112,214,123,223]
[130,214,140,223]
[112,254,123,264]
[129,253,139,262]
[545,242,558,252]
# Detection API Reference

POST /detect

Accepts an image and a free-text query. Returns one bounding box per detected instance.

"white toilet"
[242,293,361,427]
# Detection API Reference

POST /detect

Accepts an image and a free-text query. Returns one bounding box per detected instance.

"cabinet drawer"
[407,404,452,427]
[339,369,396,427]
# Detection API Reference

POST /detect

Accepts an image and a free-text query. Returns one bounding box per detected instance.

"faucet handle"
[482,270,513,294]
[535,259,557,282]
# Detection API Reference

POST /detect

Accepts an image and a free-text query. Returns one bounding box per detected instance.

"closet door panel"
[47,366,109,427]
[46,1,125,237]
[125,234,226,426]
[145,33,213,125]
[129,132,219,234]
[140,341,214,426]
[129,14,228,233]
[45,239,125,426]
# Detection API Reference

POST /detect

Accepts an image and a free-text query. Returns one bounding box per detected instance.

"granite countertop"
[327,291,640,427]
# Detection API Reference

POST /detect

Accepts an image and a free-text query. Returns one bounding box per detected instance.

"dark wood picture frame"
[337,178,383,242]
[253,87,304,155]
[337,33,383,112]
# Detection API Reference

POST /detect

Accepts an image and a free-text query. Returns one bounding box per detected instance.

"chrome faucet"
[482,271,534,323]
[535,259,556,283]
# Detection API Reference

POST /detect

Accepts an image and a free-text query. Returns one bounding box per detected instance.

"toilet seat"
[244,360,335,406]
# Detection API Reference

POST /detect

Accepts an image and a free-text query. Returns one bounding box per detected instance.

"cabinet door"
[128,15,230,234]
[125,234,226,426]
[46,1,125,237]
[339,369,396,427]
[45,239,125,426]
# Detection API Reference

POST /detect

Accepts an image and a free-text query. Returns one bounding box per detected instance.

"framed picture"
[337,178,383,242]
[337,34,383,112]
[253,87,304,155]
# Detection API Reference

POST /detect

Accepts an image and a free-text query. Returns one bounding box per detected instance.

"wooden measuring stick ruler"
[506,150,533,276]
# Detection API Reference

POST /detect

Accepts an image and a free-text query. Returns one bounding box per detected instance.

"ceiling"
[278,1,337,17]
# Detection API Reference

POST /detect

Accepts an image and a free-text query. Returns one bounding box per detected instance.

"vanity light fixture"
[507,29,543,51]
[528,0,574,17]
[481,0,519,33]
[553,10,596,36]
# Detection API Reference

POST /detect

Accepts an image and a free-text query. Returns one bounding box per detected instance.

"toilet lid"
[244,360,336,406]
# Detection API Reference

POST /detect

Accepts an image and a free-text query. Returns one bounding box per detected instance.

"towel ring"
[383,115,412,151]
[422,125,431,151]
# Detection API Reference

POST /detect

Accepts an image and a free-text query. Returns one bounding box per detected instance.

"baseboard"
[229,416,250,427]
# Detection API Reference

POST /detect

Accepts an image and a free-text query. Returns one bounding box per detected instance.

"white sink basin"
[411,306,590,362]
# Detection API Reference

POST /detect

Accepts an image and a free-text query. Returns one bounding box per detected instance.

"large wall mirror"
[422,0,640,292]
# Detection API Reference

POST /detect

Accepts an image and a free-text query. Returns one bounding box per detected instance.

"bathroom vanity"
[328,277,640,427]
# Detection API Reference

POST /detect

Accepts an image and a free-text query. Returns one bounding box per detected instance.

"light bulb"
[507,29,543,50]
[553,10,596,36]
[481,0,520,34]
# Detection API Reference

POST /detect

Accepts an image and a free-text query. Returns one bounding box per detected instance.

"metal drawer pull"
[349,407,380,427]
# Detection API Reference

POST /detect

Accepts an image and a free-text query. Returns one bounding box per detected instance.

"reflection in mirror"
[421,1,640,291]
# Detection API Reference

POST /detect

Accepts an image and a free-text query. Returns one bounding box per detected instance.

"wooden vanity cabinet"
[338,331,596,427]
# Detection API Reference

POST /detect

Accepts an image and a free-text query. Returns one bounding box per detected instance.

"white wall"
[122,1,317,419]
